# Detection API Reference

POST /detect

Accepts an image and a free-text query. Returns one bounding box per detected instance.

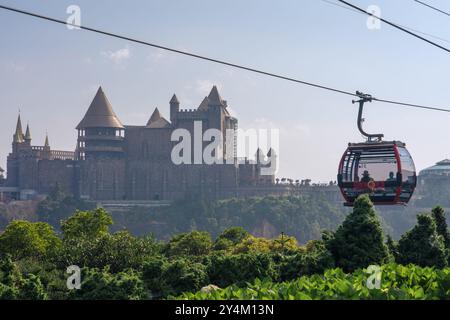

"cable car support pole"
[352,91,384,142]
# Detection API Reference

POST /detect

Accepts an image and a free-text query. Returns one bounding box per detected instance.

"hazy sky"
[1,0,450,182]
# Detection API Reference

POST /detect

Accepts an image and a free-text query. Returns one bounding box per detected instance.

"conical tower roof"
[170,94,179,104]
[13,113,24,143]
[146,107,161,125]
[207,85,224,106]
[146,107,170,128]
[76,87,124,129]
[24,124,31,141]
[198,97,209,111]
[44,133,49,147]
[267,148,277,157]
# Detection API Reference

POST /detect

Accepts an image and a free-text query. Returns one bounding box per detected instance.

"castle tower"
[207,85,224,108]
[169,94,179,125]
[24,123,32,146]
[12,113,24,148]
[76,86,124,160]
[42,133,51,160]
[203,86,238,161]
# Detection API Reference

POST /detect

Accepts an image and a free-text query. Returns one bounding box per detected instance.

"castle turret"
[207,85,224,107]
[76,86,124,160]
[13,113,24,144]
[169,94,179,125]
[44,133,49,148]
[42,133,51,159]
[24,123,32,145]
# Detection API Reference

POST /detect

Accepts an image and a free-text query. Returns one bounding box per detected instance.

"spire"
[76,86,124,129]
[198,97,209,111]
[44,133,49,148]
[146,107,170,128]
[146,107,161,126]
[255,148,265,163]
[24,123,31,141]
[267,148,276,157]
[170,94,179,104]
[13,113,24,143]
[207,85,224,106]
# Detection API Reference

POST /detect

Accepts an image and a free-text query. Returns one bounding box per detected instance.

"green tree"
[431,206,450,248]
[386,235,398,261]
[0,255,47,300]
[61,208,113,239]
[397,214,447,268]
[213,227,249,250]
[18,274,48,300]
[324,194,389,272]
[277,241,334,281]
[207,252,276,287]
[70,267,147,300]
[166,231,212,256]
[160,258,209,296]
[142,256,167,297]
[58,231,160,273]
[0,220,61,260]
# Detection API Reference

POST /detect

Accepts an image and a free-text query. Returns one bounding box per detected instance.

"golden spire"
[24,123,32,141]
[13,113,24,143]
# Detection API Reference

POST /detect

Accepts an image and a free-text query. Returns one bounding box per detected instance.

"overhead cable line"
[319,0,450,44]
[1,4,450,114]
[337,0,450,54]
[414,0,450,17]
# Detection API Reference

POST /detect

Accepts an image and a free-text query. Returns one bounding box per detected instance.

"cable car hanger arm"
[353,91,384,142]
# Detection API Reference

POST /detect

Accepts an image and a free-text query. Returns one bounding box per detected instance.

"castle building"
[4,86,275,201]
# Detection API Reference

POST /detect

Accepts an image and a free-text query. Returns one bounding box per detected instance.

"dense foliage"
[176,264,450,300]
[0,195,449,300]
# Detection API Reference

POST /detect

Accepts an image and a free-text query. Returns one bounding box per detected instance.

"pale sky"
[1,0,450,182]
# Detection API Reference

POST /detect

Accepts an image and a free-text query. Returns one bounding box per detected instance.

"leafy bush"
[278,241,334,281]
[143,256,209,297]
[160,258,209,297]
[0,255,48,300]
[166,231,212,256]
[70,267,147,300]
[176,264,450,300]
[207,252,276,287]
[56,232,159,273]
[61,208,113,240]
[213,227,249,250]
[0,221,61,260]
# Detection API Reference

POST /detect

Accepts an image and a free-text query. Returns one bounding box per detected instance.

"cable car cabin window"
[338,145,404,205]
[397,146,416,202]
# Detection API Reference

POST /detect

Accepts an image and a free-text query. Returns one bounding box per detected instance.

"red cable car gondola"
[337,92,417,206]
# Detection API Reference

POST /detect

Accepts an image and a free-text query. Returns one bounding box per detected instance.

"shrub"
[397,214,447,268]
[207,252,276,287]
[161,258,209,296]
[70,267,147,300]
[166,231,212,256]
[325,195,389,272]
[176,264,450,300]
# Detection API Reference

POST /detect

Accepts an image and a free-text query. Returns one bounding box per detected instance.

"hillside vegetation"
[0,194,449,300]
